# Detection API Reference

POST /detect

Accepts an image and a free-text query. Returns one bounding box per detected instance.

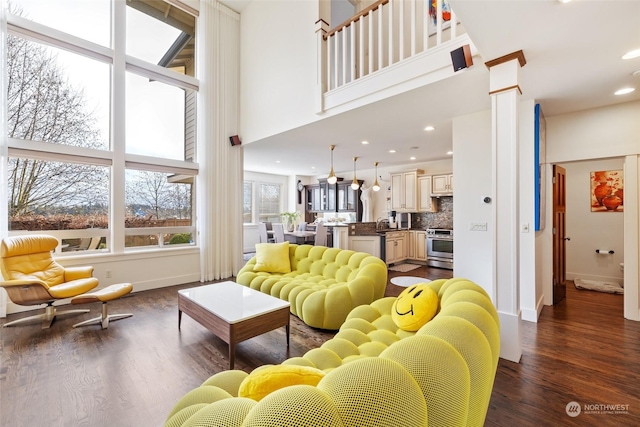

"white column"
[316,1,330,113]
[487,51,526,363]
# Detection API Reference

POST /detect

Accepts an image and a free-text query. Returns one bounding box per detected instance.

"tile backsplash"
[412,196,453,230]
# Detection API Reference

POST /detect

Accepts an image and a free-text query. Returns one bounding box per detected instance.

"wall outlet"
[469,222,488,231]
[105,270,112,278]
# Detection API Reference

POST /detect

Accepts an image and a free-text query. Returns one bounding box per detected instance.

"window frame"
[5,0,199,255]
[243,172,288,224]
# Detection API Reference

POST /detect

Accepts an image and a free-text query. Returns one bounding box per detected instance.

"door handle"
[563,237,571,241]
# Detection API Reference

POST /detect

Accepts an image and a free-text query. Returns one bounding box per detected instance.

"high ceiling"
[229,0,640,176]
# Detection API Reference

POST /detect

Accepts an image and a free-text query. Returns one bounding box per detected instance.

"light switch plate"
[469,222,487,231]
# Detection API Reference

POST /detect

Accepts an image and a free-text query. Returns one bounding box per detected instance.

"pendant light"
[327,145,337,185]
[351,157,360,190]
[372,162,381,191]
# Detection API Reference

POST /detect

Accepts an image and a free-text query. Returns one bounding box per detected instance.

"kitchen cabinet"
[348,235,381,258]
[431,173,453,196]
[390,169,424,212]
[385,231,407,265]
[418,175,437,212]
[338,180,363,213]
[306,179,363,221]
[307,185,322,212]
[408,230,427,261]
[333,226,349,249]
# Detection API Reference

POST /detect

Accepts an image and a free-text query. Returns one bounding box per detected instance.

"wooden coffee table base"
[178,291,290,369]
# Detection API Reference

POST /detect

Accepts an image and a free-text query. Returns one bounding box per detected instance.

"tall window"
[243,181,282,224]
[243,182,252,223]
[5,0,199,253]
[258,183,281,223]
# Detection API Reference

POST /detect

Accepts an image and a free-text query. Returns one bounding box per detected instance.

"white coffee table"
[390,276,432,287]
[178,281,291,369]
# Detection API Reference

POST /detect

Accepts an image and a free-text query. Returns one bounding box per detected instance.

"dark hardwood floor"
[1,266,638,426]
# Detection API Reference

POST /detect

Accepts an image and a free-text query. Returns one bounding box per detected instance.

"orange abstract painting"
[590,170,623,212]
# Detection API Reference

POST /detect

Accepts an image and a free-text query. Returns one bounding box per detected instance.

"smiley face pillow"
[391,283,439,331]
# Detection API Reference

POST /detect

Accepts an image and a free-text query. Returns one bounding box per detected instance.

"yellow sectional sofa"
[165,278,500,427]
[236,244,388,330]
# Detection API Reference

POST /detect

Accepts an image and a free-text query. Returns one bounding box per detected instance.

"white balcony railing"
[316,0,464,112]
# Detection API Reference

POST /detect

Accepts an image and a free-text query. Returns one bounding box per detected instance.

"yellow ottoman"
[71,283,133,329]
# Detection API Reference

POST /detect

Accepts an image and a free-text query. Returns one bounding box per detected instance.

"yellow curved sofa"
[165,278,500,427]
[236,244,388,330]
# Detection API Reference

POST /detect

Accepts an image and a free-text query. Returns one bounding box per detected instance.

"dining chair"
[314,222,328,246]
[258,223,271,243]
[298,222,307,231]
[272,223,286,243]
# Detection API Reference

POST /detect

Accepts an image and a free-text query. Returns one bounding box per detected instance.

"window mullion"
[111,0,127,254]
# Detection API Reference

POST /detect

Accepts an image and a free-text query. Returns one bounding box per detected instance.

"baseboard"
[521,294,545,323]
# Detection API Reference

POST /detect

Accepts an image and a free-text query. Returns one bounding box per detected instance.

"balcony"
[316,0,475,114]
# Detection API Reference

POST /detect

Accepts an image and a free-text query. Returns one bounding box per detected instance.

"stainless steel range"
[426,228,453,269]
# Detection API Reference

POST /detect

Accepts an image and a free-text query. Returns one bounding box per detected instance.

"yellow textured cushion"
[253,242,291,274]
[238,365,326,402]
[391,283,438,331]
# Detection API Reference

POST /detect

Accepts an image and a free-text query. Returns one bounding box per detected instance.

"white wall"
[6,249,200,314]
[519,100,539,322]
[452,109,493,290]
[331,0,354,28]
[545,100,640,163]
[559,158,625,284]
[543,100,640,320]
[453,101,640,322]
[240,0,319,144]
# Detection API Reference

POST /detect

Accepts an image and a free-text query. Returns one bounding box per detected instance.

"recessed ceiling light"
[557,0,572,4]
[276,160,280,163]
[389,149,396,153]
[622,49,640,60]
[311,166,316,169]
[615,87,635,95]
[361,140,369,145]
[410,156,416,160]
[447,151,453,155]
[424,126,435,131]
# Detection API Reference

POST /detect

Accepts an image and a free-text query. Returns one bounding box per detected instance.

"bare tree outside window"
[5,2,197,250]
[125,170,192,222]
[6,33,109,230]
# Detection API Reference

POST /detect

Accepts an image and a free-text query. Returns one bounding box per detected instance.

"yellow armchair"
[0,234,99,328]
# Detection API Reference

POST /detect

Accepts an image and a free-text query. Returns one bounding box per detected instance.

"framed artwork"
[534,104,546,230]
[428,0,452,35]
[590,170,623,212]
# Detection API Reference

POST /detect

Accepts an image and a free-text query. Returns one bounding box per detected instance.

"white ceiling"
[233,0,640,177]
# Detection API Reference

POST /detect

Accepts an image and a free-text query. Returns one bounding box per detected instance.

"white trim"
[7,15,113,64]
[125,154,199,174]
[126,56,199,91]
[8,139,113,165]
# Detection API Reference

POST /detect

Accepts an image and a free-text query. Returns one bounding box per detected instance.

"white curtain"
[196,0,244,281]
[0,0,8,316]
